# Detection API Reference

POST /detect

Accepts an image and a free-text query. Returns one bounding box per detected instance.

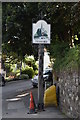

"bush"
[53,45,80,71]
[20,74,29,79]
[60,45,80,70]
[5,63,12,75]
[32,62,38,71]
[16,72,20,77]
[15,69,20,74]
[34,70,38,75]
[21,66,34,78]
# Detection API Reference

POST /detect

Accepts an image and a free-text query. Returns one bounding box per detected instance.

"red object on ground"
[28,91,36,114]
[30,91,35,110]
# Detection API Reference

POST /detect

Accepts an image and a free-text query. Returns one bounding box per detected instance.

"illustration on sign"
[34,23,48,39]
[32,20,51,44]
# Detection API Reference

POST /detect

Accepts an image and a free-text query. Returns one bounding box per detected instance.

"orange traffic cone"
[27,91,37,114]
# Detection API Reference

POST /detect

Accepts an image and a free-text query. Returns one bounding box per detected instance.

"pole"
[37,10,45,110]
[38,44,44,110]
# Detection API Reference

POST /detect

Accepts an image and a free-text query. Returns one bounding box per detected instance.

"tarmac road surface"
[2,79,32,98]
[1,79,67,118]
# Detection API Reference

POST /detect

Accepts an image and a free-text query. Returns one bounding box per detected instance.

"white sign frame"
[32,20,51,44]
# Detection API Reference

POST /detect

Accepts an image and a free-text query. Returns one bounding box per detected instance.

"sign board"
[32,20,51,44]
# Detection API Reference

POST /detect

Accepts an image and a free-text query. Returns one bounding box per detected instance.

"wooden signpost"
[32,19,51,110]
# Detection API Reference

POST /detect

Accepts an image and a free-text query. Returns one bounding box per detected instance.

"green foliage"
[2,2,78,59]
[32,62,38,71]
[50,41,69,59]
[3,54,38,79]
[53,45,80,71]
[2,2,39,59]
[16,72,20,77]
[24,55,38,71]
[61,45,80,69]
[34,70,38,75]
[20,74,29,80]
[21,66,34,78]
[4,63,12,73]
[2,2,80,75]
[14,69,20,76]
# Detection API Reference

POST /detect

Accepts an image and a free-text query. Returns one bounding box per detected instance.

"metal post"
[38,44,44,110]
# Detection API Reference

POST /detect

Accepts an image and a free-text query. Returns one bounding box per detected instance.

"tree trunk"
[20,60,22,78]
[1,58,5,71]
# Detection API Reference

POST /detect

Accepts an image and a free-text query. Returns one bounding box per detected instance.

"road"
[1,79,67,118]
[2,79,34,118]
[2,79,32,98]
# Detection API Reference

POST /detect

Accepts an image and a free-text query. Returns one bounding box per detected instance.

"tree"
[2,2,39,73]
[2,3,39,57]
[2,2,80,73]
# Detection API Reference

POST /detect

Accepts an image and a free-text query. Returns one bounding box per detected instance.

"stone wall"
[57,68,80,118]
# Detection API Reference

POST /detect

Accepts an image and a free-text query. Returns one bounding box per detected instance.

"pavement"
[0,86,2,120]
[2,87,68,119]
